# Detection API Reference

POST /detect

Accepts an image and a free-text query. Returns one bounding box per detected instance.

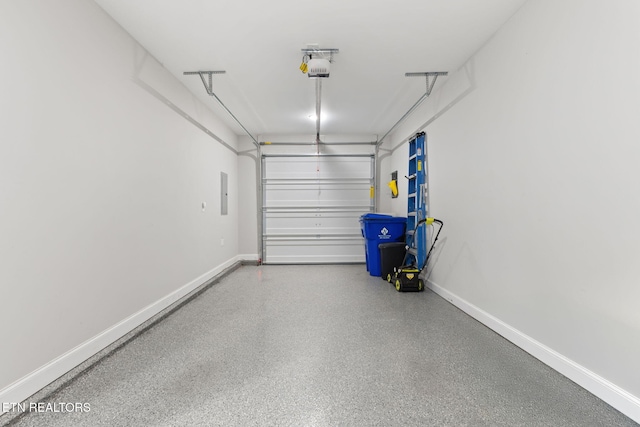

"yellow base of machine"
[387,268,424,292]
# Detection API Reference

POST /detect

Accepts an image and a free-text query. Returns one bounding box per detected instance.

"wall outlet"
[220,238,224,246]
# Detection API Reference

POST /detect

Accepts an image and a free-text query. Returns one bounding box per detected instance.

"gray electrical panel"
[221,172,228,215]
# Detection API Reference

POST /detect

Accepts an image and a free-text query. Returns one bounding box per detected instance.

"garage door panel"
[265,195,368,207]
[265,212,363,237]
[265,158,371,180]
[262,155,373,264]
[265,226,361,237]
[264,238,365,264]
[265,186,371,205]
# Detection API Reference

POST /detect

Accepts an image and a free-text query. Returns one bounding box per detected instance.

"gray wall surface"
[381,0,640,419]
[0,0,240,403]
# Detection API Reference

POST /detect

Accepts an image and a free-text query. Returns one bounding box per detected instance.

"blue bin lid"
[360,213,407,222]
[360,213,392,220]
[384,216,407,223]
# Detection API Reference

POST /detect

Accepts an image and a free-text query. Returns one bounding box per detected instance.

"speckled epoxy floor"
[3,265,637,426]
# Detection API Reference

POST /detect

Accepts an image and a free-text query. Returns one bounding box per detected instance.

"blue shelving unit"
[406,132,428,269]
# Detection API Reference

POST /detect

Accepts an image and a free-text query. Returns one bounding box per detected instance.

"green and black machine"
[388,217,443,292]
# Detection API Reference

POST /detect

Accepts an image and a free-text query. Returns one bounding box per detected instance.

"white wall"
[382,0,640,421]
[237,136,261,258]
[0,0,240,404]
[378,141,408,216]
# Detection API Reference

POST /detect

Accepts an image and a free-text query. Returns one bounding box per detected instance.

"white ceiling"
[94,0,527,140]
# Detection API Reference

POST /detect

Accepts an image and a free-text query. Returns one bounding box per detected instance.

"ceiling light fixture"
[307,113,327,121]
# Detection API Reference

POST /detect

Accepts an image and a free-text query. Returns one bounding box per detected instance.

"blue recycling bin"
[360,213,407,276]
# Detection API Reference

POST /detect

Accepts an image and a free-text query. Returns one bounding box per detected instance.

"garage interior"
[1,0,639,425]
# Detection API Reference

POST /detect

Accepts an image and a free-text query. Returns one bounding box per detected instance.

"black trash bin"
[379,242,407,281]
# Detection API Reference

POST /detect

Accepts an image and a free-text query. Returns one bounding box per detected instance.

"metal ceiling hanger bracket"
[183,70,226,95]
[184,70,259,148]
[301,48,339,59]
[405,72,449,96]
[377,71,448,146]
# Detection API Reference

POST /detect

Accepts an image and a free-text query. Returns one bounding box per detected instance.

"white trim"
[238,253,260,262]
[0,256,244,409]
[426,279,640,424]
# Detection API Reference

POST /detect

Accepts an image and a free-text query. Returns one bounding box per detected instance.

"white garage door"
[262,155,374,264]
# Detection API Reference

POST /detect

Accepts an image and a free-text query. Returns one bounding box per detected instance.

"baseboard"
[426,279,640,424]
[0,255,248,412]
[237,253,260,262]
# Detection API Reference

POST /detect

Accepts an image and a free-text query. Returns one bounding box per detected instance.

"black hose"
[426,219,443,262]
[400,218,443,271]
